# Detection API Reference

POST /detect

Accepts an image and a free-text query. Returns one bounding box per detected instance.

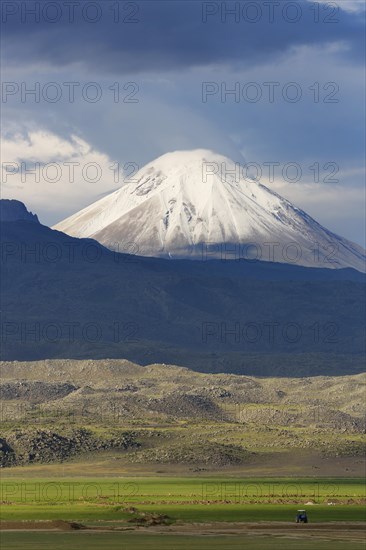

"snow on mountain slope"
[54,150,366,271]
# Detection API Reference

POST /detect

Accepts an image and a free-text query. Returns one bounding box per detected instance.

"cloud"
[1,131,83,162]
[308,0,366,13]
[1,129,119,225]
[2,0,364,75]
[262,172,366,247]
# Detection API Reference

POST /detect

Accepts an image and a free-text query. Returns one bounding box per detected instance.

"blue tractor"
[296,510,308,523]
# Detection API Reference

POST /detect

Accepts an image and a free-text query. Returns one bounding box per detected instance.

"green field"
[1,477,365,550]
[1,503,365,523]
[2,476,365,503]
[1,477,365,523]
[1,533,365,550]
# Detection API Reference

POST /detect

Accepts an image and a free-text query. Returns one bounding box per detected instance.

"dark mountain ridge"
[0,202,365,376]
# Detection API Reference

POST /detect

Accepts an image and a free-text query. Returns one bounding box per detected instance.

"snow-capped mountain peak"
[53,149,366,271]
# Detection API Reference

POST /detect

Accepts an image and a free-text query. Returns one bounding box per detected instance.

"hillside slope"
[1,209,365,374]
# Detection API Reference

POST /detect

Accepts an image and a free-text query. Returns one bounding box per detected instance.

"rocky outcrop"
[0,438,16,467]
[1,429,139,466]
[0,381,78,403]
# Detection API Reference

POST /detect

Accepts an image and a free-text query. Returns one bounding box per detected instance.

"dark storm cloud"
[1,0,364,73]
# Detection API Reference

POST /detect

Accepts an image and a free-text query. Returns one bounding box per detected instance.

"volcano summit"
[54,150,365,271]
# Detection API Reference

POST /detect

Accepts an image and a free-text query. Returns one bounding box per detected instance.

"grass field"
[1,533,365,550]
[1,475,364,550]
[1,503,365,523]
[1,477,365,524]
